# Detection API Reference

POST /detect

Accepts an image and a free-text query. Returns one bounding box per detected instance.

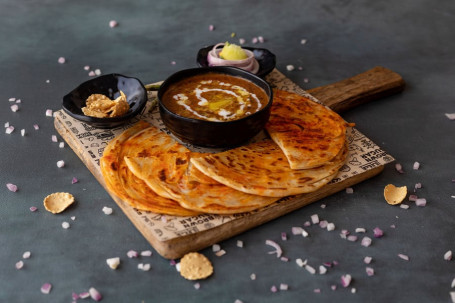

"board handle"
[307,66,405,113]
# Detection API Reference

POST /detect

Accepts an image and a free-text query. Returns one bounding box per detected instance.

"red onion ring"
[207,43,260,74]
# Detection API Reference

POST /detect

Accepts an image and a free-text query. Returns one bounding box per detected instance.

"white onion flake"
[398,253,410,261]
[444,250,453,261]
[415,198,427,207]
[41,283,52,294]
[361,237,372,247]
[366,267,375,276]
[341,274,352,287]
[89,287,103,301]
[265,239,282,258]
[6,183,18,192]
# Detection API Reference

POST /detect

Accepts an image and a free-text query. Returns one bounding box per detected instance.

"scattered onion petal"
[89,287,102,301]
[10,104,19,112]
[445,113,455,120]
[311,214,319,224]
[45,109,53,117]
[265,240,282,258]
[395,163,404,174]
[23,251,31,259]
[291,227,303,235]
[361,237,372,247]
[71,177,78,184]
[141,250,152,257]
[215,249,226,257]
[5,126,14,134]
[109,20,118,28]
[398,253,410,261]
[102,206,113,215]
[127,250,138,258]
[279,283,289,291]
[6,183,18,192]
[319,265,327,274]
[58,57,66,64]
[373,227,384,238]
[57,160,65,168]
[413,162,420,170]
[79,292,90,299]
[366,267,375,276]
[347,235,358,242]
[444,250,453,261]
[364,256,373,264]
[15,261,24,270]
[237,240,243,248]
[305,264,316,274]
[341,274,352,287]
[41,283,52,294]
[270,285,278,293]
[415,198,427,207]
[30,206,38,212]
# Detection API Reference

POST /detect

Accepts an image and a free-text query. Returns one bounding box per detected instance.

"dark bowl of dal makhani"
[158,66,273,148]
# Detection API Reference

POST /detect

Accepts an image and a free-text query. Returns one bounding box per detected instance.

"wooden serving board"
[55,66,404,259]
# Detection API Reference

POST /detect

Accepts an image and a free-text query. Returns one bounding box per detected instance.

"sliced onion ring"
[207,43,259,74]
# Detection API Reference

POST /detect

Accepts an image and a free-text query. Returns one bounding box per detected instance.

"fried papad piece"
[100,121,199,216]
[124,152,279,215]
[266,89,349,170]
[191,139,348,197]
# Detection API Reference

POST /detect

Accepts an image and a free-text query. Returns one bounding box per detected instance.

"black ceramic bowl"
[62,74,147,128]
[158,66,273,148]
[197,45,276,78]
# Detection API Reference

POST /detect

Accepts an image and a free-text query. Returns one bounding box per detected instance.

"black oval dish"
[196,45,276,78]
[62,74,147,129]
[158,66,273,148]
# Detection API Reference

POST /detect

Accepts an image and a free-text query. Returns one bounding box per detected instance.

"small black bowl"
[158,66,273,148]
[62,74,147,129]
[197,45,276,78]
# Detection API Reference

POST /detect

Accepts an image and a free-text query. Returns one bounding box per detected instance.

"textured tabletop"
[1,0,454,302]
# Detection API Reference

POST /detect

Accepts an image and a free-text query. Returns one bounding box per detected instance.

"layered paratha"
[266,89,349,169]
[100,121,199,216]
[191,139,348,197]
[124,152,279,215]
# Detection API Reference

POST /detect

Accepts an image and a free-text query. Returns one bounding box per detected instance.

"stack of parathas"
[100,89,351,216]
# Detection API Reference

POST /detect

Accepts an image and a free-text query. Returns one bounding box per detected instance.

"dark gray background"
[1,0,454,302]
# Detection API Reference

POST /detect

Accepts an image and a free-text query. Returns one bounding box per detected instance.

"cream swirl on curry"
[161,73,268,122]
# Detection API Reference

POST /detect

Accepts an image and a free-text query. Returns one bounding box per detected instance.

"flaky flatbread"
[100,121,199,216]
[124,152,279,215]
[266,89,348,169]
[191,139,348,197]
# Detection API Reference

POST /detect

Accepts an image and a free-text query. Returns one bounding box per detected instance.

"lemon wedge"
[219,42,248,60]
